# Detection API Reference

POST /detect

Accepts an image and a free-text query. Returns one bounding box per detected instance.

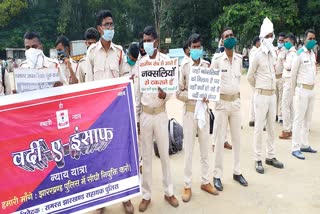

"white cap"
[259,17,274,38]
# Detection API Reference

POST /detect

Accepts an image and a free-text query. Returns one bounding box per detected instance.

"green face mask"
[305,39,317,50]
[284,41,293,50]
[223,37,237,50]
[127,56,136,66]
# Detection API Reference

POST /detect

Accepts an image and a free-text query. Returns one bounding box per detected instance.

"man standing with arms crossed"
[247,18,284,174]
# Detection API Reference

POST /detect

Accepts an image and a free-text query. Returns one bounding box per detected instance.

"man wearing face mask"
[85,10,125,82]
[291,29,318,160]
[72,27,100,83]
[55,35,79,84]
[5,31,67,95]
[275,32,286,124]
[136,26,179,212]
[247,18,284,174]
[211,28,248,191]
[177,34,218,203]
[279,33,297,140]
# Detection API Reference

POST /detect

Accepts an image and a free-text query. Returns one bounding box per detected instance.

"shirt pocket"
[93,62,105,79]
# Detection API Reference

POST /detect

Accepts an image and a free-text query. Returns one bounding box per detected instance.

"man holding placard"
[177,33,219,203]
[5,31,68,94]
[137,26,179,212]
[211,28,248,192]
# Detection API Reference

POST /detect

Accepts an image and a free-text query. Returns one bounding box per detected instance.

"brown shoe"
[181,188,192,202]
[139,165,142,174]
[224,141,232,150]
[164,195,179,207]
[122,200,134,214]
[279,131,291,139]
[212,144,215,152]
[138,199,151,212]
[201,183,219,195]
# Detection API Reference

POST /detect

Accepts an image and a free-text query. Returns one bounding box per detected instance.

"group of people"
[0,9,318,214]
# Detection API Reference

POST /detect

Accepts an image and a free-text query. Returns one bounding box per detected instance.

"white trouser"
[213,100,241,178]
[212,124,229,145]
[276,78,284,119]
[292,87,315,151]
[254,93,276,161]
[282,78,294,132]
[140,111,173,200]
[184,111,210,188]
[249,87,255,122]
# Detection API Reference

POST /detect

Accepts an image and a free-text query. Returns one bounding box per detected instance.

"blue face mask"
[144,42,155,56]
[190,49,203,60]
[57,49,67,61]
[102,29,114,41]
[278,42,284,48]
[127,56,136,66]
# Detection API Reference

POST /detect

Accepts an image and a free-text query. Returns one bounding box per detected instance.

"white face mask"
[262,37,277,60]
[25,48,44,68]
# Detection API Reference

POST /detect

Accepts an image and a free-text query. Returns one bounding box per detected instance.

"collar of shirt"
[289,46,296,52]
[302,46,309,53]
[222,51,237,62]
[191,58,206,66]
[96,40,116,52]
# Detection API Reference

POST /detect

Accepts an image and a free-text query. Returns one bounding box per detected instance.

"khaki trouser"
[183,111,210,188]
[213,99,241,178]
[275,77,284,119]
[254,92,276,161]
[140,111,173,200]
[292,87,315,151]
[282,78,294,132]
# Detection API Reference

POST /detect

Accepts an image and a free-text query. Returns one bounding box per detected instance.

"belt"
[256,89,275,96]
[142,105,165,115]
[220,93,240,102]
[276,74,282,79]
[186,104,195,113]
[297,83,314,90]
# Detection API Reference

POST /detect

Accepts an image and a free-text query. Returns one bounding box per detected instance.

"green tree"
[0,0,28,27]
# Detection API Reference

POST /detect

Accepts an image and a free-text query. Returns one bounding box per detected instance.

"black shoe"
[300,146,317,153]
[275,115,278,122]
[249,121,255,127]
[265,158,284,169]
[263,127,266,131]
[255,161,264,174]
[233,174,248,187]
[213,177,223,191]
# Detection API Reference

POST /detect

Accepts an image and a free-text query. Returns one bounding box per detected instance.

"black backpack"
[154,118,183,158]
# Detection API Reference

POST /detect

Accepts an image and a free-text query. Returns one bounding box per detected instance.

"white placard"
[139,58,178,93]
[187,67,221,101]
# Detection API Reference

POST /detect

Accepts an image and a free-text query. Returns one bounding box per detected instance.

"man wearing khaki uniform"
[177,34,218,202]
[211,28,248,191]
[137,26,179,212]
[291,29,318,160]
[85,10,133,214]
[274,32,286,123]
[247,18,284,174]
[279,33,297,139]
